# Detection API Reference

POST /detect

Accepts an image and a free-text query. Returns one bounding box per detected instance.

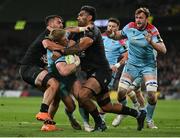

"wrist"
[79,27,84,32]
[114,63,121,68]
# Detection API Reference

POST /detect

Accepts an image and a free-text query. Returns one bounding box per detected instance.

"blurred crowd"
[158,39,180,96]
[0,38,29,91]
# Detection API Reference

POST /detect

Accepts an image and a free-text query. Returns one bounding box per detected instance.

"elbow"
[56,64,72,76]
[42,40,49,49]
[57,67,68,76]
[161,46,167,54]
[162,48,167,54]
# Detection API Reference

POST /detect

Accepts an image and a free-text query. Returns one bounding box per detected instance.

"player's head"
[45,15,63,29]
[48,29,68,46]
[77,5,96,27]
[107,17,120,32]
[135,7,150,30]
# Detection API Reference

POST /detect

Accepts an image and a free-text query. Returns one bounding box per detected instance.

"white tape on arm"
[114,63,121,68]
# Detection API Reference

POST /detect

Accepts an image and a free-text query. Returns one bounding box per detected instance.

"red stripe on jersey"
[128,22,137,28]
[102,33,108,36]
[146,23,159,36]
[119,39,127,46]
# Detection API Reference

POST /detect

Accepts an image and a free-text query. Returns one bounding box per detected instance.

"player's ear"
[87,15,92,21]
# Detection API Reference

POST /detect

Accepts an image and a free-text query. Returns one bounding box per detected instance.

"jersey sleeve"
[55,56,66,64]
[121,24,129,38]
[151,27,163,43]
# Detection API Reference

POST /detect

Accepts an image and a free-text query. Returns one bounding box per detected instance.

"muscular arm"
[145,33,167,54]
[56,62,77,76]
[42,39,64,51]
[119,51,128,65]
[62,37,93,55]
[65,26,88,33]
[150,41,167,54]
[56,55,80,76]
[107,30,125,40]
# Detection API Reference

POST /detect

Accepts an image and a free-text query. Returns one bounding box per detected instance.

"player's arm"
[65,25,93,33]
[42,39,64,51]
[145,33,167,54]
[150,41,166,54]
[106,30,125,40]
[119,51,128,65]
[113,51,128,70]
[56,55,80,76]
[62,33,94,55]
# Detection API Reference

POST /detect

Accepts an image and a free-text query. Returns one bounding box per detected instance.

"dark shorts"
[86,68,112,91]
[19,65,44,86]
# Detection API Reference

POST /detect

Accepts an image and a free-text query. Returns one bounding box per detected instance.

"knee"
[117,86,128,101]
[146,82,158,104]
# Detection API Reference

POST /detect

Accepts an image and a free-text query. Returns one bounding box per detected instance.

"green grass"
[0,97,180,137]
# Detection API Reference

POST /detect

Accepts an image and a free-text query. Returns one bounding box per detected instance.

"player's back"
[20,30,49,67]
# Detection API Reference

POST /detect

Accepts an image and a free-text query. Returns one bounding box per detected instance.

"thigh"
[20,65,45,87]
[142,65,157,84]
[85,69,112,94]
[83,77,101,95]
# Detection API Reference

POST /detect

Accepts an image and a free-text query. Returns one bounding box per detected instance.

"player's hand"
[145,31,152,44]
[106,30,116,38]
[73,55,80,67]
[79,24,94,32]
[111,65,118,73]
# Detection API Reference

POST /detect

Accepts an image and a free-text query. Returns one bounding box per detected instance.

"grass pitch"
[0,97,180,137]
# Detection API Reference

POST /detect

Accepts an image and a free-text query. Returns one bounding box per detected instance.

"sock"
[146,102,156,122]
[40,103,49,112]
[119,105,140,118]
[65,109,74,120]
[89,108,102,124]
[79,107,89,123]
[128,91,138,104]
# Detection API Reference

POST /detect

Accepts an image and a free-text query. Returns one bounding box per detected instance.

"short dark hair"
[80,5,96,21]
[108,17,120,26]
[135,7,150,18]
[45,15,63,26]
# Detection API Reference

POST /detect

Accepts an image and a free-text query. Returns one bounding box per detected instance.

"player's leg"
[62,94,82,130]
[143,66,158,129]
[76,70,93,132]
[112,72,131,126]
[96,90,146,131]
[128,77,144,110]
[19,65,59,121]
[35,71,59,121]
[78,104,94,132]
[77,78,106,131]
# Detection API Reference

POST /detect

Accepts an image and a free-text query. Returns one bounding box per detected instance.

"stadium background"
[0,0,180,98]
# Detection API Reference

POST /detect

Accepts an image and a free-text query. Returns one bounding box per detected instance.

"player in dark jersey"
[56,5,146,131]
[20,15,84,131]
[19,15,65,131]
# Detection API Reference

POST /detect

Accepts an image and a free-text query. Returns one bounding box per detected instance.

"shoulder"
[127,22,137,29]
[146,23,160,36]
